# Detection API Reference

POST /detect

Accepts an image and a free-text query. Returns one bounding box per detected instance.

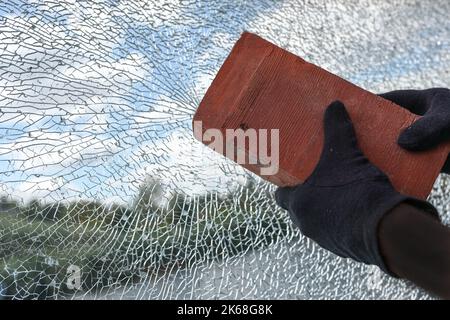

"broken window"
[0,0,449,299]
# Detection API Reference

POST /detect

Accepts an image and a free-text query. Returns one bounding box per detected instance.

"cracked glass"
[0,0,449,299]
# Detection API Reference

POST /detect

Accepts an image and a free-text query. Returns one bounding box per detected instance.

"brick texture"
[193,32,450,199]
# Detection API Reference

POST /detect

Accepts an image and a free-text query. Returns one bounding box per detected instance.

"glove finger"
[379,90,430,115]
[275,186,295,210]
[398,115,450,151]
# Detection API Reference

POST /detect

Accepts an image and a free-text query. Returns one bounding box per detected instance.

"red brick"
[193,32,450,199]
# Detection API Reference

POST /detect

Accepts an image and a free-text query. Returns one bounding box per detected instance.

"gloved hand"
[380,88,450,173]
[275,101,438,275]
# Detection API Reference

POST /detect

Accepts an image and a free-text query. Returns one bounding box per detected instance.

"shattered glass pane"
[0,0,449,299]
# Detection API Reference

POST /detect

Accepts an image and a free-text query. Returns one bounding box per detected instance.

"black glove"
[275,101,438,275]
[380,88,450,173]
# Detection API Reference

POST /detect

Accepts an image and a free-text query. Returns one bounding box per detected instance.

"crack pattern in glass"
[0,0,449,299]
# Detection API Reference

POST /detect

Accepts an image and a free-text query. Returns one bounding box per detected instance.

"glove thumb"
[322,100,359,158]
